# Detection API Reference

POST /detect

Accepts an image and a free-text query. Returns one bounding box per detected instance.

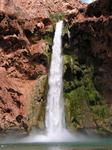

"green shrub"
[50,13,66,24]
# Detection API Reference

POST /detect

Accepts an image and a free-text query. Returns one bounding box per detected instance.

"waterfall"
[45,21,65,134]
[5,21,75,144]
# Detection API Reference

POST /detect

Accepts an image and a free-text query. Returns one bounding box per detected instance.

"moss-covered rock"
[28,75,47,130]
[64,58,102,129]
[50,13,66,24]
[63,26,111,132]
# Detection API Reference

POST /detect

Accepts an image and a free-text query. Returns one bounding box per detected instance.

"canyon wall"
[63,0,112,134]
[0,11,52,133]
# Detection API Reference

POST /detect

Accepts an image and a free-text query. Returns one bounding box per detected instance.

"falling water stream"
[44,20,75,141]
[45,20,65,133]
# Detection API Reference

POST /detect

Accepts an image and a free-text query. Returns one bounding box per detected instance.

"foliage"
[91,105,109,119]
[50,13,66,24]
[43,34,53,44]
[63,51,108,129]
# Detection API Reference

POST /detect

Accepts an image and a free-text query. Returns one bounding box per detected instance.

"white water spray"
[45,20,65,134]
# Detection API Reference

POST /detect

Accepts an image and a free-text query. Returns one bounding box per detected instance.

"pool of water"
[0,132,112,149]
[0,138,112,150]
[0,142,112,150]
[0,129,112,150]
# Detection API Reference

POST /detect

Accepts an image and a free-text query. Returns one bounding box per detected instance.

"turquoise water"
[0,129,112,150]
[0,143,112,150]
[0,138,112,150]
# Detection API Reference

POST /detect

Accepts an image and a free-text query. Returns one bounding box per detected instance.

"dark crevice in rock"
[0,37,26,53]
[31,53,48,67]
[7,88,22,96]
[0,12,5,22]
[3,108,12,113]
[64,64,74,81]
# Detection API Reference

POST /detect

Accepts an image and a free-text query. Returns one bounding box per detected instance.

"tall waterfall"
[1,21,76,144]
[45,21,65,134]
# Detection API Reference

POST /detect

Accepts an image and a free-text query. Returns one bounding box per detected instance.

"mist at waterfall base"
[0,21,102,145]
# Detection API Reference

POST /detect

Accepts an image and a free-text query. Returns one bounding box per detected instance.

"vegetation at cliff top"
[50,13,67,24]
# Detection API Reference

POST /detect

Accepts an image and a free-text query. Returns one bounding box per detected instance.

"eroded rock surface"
[0,11,50,132]
[0,0,84,19]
